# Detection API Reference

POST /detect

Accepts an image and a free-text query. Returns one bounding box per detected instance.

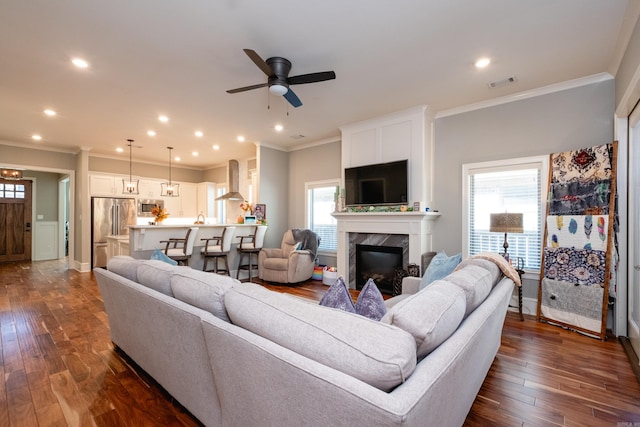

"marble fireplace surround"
[333,212,440,289]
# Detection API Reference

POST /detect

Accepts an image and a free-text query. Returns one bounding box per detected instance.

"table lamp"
[490,213,523,259]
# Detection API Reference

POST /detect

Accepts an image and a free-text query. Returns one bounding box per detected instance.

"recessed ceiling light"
[192,151,199,156]
[212,145,220,150]
[274,124,284,132]
[116,147,124,153]
[174,156,181,162]
[158,115,169,123]
[147,130,156,137]
[32,134,42,141]
[237,135,245,142]
[71,58,89,69]
[475,57,491,69]
[194,130,203,138]
[43,109,56,117]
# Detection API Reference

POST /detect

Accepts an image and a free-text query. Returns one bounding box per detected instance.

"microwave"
[138,199,164,217]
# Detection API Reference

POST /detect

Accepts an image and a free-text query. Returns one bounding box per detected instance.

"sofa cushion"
[319,277,356,313]
[442,265,493,316]
[354,279,387,321]
[381,281,466,358]
[170,269,238,322]
[454,257,502,287]
[420,251,462,290]
[107,256,140,282]
[137,260,178,296]
[225,283,416,392]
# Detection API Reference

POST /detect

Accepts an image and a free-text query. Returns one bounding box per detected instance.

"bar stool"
[236,225,268,281]
[160,227,199,266]
[201,226,236,275]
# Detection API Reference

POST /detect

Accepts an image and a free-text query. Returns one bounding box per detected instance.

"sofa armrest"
[401,276,422,295]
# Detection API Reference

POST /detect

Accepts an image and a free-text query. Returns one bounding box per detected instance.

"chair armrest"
[401,276,422,295]
[261,247,284,258]
[289,249,313,259]
[237,235,255,246]
[201,236,222,245]
[160,239,184,250]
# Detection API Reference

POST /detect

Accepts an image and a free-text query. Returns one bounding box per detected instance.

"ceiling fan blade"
[243,49,274,77]
[283,88,302,108]
[226,82,268,94]
[288,71,336,85]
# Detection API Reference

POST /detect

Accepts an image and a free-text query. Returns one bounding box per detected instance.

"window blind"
[468,165,542,270]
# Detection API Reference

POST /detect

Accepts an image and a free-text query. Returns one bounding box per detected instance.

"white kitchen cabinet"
[162,182,198,218]
[90,174,119,196]
[138,178,162,199]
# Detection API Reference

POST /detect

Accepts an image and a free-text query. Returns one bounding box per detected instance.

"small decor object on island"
[151,205,169,225]
[254,203,266,223]
[239,200,252,224]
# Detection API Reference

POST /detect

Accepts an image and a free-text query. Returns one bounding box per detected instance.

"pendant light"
[122,139,139,194]
[161,146,180,197]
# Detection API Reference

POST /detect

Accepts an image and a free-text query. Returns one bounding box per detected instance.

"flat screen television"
[344,159,408,206]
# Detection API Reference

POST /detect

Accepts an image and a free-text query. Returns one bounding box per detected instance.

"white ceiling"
[0,0,636,169]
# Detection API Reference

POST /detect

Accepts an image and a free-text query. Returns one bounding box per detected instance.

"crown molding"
[435,73,614,119]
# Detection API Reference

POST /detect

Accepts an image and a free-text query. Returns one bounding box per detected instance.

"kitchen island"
[128,224,262,274]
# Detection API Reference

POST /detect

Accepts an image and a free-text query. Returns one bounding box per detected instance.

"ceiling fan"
[226,49,336,108]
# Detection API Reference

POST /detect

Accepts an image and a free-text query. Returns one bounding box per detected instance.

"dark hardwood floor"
[1,259,639,426]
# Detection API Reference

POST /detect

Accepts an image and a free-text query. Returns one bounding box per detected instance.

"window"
[306,180,339,252]
[462,156,548,271]
[0,183,25,199]
[216,184,226,224]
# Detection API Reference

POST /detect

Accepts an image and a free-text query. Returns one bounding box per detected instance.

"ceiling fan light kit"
[227,49,336,108]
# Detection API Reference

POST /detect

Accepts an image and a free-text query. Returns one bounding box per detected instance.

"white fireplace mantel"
[332,211,440,288]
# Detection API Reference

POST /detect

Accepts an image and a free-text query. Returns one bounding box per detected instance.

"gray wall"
[0,143,77,170]
[433,79,615,298]
[615,13,640,111]
[26,171,62,221]
[288,141,342,228]
[257,146,289,248]
[89,156,204,183]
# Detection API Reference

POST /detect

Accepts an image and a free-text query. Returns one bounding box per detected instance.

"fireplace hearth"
[355,244,403,294]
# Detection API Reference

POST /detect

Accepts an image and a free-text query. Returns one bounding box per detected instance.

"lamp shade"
[490,213,523,233]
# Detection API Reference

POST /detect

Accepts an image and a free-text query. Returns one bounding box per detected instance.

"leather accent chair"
[258,229,318,283]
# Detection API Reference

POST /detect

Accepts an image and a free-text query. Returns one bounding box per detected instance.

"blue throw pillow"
[354,279,387,321]
[419,251,462,290]
[151,248,178,266]
[319,277,356,313]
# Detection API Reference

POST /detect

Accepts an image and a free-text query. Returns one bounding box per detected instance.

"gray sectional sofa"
[94,255,515,427]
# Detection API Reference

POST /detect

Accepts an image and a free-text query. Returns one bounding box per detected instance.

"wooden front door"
[0,179,32,262]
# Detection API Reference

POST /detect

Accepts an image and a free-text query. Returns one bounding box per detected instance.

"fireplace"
[355,244,403,294]
[333,211,440,289]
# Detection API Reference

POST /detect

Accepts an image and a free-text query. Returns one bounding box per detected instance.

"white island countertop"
[128,223,259,252]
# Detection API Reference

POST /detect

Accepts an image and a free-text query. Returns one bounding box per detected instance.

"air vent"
[488,75,517,89]
[290,134,306,139]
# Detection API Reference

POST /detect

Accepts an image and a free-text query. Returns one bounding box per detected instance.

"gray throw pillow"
[420,251,462,290]
[319,277,356,313]
[354,278,387,321]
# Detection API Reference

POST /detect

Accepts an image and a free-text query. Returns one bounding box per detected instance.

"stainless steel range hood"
[215,159,246,201]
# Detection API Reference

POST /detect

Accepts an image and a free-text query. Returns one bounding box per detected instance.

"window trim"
[461,155,549,272]
[305,179,340,253]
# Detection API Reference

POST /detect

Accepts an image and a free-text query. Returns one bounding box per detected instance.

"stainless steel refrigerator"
[91,197,136,268]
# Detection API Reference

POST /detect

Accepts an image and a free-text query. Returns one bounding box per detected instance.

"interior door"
[0,179,32,262]
[629,104,640,359]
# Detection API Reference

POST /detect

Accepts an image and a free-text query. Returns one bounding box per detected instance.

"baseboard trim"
[619,336,640,384]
